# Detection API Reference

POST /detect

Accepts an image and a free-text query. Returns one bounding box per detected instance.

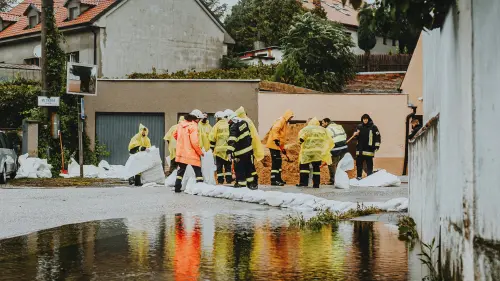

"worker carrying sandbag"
[128,124,152,186]
[297,118,334,188]
[198,112,212,152]
[173,109,205,193]
[164,116,184,176]
[209,111,232,184]
[235,106,264,183]
[353,113,381,180]
[227,112,257,189]
[266,109,294,186]
[321,118,348,186]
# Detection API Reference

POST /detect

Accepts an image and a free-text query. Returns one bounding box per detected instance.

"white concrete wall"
[96,0,228,78]
[0,31,95,65]
[349,31,398,55]
[409,0,500,279]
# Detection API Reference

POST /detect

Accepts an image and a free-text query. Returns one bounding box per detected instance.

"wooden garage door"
[96,113,165,165]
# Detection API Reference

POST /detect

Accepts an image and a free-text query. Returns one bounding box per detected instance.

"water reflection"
[0,214,408,281]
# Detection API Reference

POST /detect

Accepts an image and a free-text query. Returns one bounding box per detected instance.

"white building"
[0,0,235,78]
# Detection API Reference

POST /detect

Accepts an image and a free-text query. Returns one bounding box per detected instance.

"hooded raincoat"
[266,109,294,151]
[235,106,264,161]
[355,114,381,157]
[174,120,204,167]
[298,118,335,165]
[198,121,212,152]
[164,116,185,158]
[128,124,152,152]
[209,119,231,161]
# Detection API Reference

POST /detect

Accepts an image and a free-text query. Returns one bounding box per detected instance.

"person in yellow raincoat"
[198,112,212,152]
[266,109,294,186]
[235,106,264,183]
[297,118,334,188]
[164,116,184,176]
[128,124,152,186]
[209,111,232,184]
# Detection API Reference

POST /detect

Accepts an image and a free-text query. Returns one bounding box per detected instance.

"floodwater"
[0,212,410,281]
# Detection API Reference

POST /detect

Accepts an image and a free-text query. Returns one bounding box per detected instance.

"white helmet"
[214,111,224,119]
[190,109,204,119]
[223,109,234,118]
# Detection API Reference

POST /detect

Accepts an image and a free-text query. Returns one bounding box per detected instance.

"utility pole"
[78,98,84,178]
[41,0,53,96]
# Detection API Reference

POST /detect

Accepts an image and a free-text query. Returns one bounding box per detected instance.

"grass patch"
[397,215,419,241]
[7,178,125,187]
[287,203,383,231]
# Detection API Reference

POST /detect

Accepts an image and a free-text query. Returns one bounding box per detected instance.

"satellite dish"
[33,45,42,58]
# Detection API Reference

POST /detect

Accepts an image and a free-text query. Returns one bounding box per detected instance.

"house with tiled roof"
[303,0,398,55]
[0,0,235,78]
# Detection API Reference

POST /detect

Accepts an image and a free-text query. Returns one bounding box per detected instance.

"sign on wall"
[66,62,98,96]
[38,96,60,107]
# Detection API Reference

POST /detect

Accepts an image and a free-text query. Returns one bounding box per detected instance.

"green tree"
[311,0,327,19]
[0,0,16,12]
[274,58,306,87]
[357,4,376,56]
[281,12,356,92]
[224,0,305,53]
[200,0,227,20]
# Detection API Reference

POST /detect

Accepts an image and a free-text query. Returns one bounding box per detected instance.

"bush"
[0,78,41,128]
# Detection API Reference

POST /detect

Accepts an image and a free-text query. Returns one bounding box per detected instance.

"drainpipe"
[91,27,97,65]
[403,105,417,176]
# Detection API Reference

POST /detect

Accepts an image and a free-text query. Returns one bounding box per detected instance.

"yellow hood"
[235,106,248,118]
[283,109,294,122]
[308,117,320,126]
[178,116,185,123]
[139,123,149,136]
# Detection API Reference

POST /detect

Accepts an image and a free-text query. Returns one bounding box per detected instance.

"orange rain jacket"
[266,109,294,151]
[174,120,204,167]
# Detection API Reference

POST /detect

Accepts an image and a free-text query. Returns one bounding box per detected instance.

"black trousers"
[356,155,374,178]
[250,155,258,184]
[234,153,255,187]
[166,158,178,176]
[300,162,321,187]
[175,162,203,192]
[216,156,232,184]
[270,149,283,183]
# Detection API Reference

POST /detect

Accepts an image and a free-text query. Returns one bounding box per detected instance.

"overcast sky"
[221,0,375,9]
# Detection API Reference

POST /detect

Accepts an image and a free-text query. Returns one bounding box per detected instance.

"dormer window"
[69,6,79,20]
[28,15,38,28]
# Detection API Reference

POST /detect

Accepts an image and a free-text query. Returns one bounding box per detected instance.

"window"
[392,39,397,46]
[28,15,38,28]
[383,37,387,45]
[24,58,40,66]
[67,51,80,63]
[69,7,79,20]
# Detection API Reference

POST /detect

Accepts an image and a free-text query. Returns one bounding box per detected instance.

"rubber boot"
[134,175,142,187]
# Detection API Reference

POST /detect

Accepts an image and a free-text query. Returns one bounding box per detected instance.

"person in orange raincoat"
[266,109,294,186]
[173,109,205,193]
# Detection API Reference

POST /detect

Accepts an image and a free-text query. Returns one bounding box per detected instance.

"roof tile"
[0,0,116,40]
[303,0,359,28]
[0,12,20,22]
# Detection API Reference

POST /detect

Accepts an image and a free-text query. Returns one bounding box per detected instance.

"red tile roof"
[303,0,359,28]
[0,0,117,40]
[0,12,20,22]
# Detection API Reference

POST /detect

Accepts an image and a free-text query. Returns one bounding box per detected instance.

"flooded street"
[0,211,410,281]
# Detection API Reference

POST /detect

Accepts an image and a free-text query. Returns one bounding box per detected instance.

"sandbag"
[141,164,165,185]
[122,146,162,179]
[334,169,350,189]
[15,154,52,179]
[350,169,401,187]
[165,172,177,187]
[338,153,354,171]
[201,150,216,185]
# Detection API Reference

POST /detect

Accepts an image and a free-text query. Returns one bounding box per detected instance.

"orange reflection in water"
[174,214,201,281]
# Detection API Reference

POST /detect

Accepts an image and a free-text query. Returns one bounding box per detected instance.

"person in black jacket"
[353,114,381,180]
[227,114,257,189]
[408,118,422,140]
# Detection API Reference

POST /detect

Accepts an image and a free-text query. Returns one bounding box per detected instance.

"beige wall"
[84,79,259,154]
[401,33,423,115]
[258,93,412,175]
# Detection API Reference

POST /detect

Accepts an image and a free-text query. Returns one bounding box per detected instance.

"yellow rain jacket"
[209,119,231,161]
[298,118,335,165]
[266,109,294,151]
[128,124,152,151]
[198,121,212,152]
[164,116,184,158]
[235,106,264,161]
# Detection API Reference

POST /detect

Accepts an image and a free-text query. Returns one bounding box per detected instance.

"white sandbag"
[98,160,111,171]
[201,150,216,185]
[334,169,350,189]
[122,147,162,179]
[15,154,52,179]
[165,172,177,187]
[338,153,354,171]
[141,164,165,184]
[350,169,401,187]
[67,158,100,178]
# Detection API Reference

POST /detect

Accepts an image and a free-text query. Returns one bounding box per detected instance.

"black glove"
[274,139,280,147]
[140,146,146,151]
[299,138,304,144]
[282,149,287,155]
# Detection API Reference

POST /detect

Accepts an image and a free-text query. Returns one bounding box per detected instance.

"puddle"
[0,213,410,281]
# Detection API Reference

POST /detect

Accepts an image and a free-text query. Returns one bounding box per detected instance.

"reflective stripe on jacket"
[209,120,230,161]
[227,119,253,157]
